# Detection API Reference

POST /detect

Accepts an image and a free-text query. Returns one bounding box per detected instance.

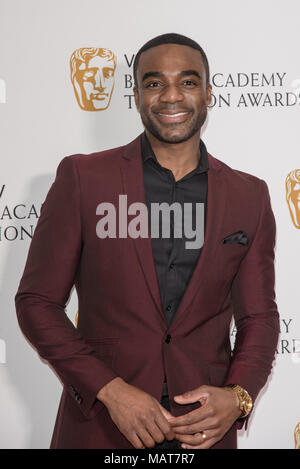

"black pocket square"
[221,231,249,246]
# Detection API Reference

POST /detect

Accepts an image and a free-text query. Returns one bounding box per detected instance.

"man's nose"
[94,70,105,91]
[159,84,184,103]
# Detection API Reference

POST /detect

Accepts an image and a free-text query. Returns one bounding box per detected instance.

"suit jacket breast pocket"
[221,231,249,246]
[219,237,250,271]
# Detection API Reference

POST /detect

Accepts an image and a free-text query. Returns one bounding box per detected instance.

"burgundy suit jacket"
[15,134,280,449]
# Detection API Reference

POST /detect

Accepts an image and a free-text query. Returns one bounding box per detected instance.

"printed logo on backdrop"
[0,185,41,242]
[68,51,300,110]
[121,57,300,109]
[276,319,300,361]
[208,73,300,108]
[231,318,300,362]
[70,48,117,111]
[286,169,300,229]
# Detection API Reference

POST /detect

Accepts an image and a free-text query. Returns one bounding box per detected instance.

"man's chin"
[148,128,199,144]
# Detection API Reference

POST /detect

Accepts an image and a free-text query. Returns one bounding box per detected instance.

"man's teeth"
[158,112,188,117]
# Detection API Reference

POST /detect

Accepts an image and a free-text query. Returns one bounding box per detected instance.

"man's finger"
[173,386,210,405]
[175,431,211,446]
[172,417,213,435]
[169,406,210,428]
[157,402,174,421]
[156,403,176,440]
[130,433,146,449]
[145,420,165,445]
[181,436,218,450]
[136,427,156,448]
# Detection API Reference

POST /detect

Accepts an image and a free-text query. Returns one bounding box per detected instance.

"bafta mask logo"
[70,47,117,111]
[286,169,300,229]
[295,422,300,449]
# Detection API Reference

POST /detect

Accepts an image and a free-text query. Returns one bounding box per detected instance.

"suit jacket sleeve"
[15,156,118,419]
[224,178,280,428]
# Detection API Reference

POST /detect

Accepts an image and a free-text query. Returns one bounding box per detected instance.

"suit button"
[165,334,171,344]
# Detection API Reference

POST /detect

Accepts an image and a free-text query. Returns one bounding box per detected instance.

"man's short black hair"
[133,32,210,87]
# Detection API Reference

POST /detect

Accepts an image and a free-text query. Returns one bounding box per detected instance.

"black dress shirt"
[141,131,209,325]
[141,132,209,448]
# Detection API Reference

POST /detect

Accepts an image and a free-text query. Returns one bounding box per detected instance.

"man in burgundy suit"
[15,33,280,449]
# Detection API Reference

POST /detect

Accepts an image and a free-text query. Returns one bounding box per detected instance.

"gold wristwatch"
[226,384,253,418]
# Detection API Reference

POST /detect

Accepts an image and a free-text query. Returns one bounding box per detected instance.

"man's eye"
[183,80,196,86]
[147,82,161,88]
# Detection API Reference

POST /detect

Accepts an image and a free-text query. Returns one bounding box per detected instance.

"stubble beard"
[140,108,208,144]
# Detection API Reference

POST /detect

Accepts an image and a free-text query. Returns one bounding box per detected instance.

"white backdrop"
[0,0,299,449]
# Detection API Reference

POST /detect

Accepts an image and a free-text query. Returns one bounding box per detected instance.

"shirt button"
[169,263,174,270]
[166,304,172,311]
[165,334,172,344]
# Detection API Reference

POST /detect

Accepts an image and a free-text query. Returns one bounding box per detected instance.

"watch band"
[226,384,253,418]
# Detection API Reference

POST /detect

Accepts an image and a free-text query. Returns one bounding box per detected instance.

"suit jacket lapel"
[120,134,228,330]
[169,154,227,331]
[121,134,166,326]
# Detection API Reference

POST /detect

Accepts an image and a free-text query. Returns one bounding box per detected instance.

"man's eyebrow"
[141,70,202,82]
[142,71,164,82]
[180,70,202,79]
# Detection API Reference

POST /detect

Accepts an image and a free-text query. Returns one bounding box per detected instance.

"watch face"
[228,385,252,416]
[242,393,252,415]
[245,398,253,413]
[236,387,252,416]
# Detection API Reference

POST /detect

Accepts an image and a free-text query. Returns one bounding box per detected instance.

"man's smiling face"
[133,43,212,144]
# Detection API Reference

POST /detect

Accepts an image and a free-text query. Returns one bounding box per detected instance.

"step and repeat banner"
[0,0,299,449]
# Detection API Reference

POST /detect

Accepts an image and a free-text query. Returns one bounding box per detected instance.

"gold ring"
[201,431,207,439]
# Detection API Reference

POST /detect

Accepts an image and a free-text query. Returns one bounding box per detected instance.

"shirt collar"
[141,131,209,174]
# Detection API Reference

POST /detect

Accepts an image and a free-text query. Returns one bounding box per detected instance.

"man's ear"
[133,85,140,112]
[206,84,212,107]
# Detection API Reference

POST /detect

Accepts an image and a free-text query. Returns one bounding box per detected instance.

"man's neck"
[145,130,201,181]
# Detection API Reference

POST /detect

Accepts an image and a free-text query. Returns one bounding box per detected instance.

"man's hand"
[168,385,241,449]
[97,377,175,449]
